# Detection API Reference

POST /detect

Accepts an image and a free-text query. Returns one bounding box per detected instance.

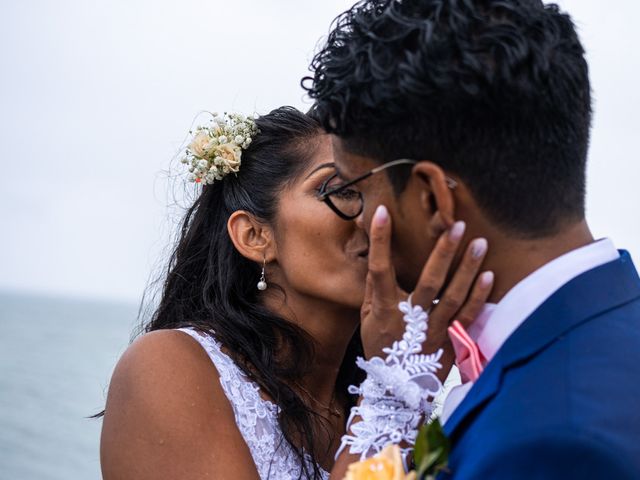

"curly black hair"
[304,0,591,237]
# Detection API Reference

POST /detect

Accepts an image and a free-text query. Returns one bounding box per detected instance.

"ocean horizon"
[0,290,140,479]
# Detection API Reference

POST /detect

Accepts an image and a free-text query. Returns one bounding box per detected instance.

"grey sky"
[1,1,638,302]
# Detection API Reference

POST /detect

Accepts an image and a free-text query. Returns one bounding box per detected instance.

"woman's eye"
[333,188,360,200]
[326,177,343,189]
[317,175,341,193]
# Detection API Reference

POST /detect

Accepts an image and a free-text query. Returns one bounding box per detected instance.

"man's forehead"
[329,135,351,175]
[329,135,347,158]
[329,135,375,177]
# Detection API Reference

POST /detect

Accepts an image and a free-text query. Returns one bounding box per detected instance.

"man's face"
[331,136,438,291]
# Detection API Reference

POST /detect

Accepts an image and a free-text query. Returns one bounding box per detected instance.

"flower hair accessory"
[181,112,259,185]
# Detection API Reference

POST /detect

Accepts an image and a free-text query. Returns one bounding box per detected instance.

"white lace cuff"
[337,297,444,465]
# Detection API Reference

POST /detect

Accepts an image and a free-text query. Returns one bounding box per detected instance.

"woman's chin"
[339,284,366,310]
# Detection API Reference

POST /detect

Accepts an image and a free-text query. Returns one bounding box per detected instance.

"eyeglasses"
[317,158,458,220]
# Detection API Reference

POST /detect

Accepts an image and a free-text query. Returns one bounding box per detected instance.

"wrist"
[338,297,445,466]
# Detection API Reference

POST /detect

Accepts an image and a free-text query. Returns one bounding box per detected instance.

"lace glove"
[336,296,444,466]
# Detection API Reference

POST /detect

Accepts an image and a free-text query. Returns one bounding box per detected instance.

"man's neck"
[482,220,595,303]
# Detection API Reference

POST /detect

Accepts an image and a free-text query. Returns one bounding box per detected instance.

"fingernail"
[448,221,466,241]
[373,205,388,226]
[471,238,488,259]
[480,271,494,287]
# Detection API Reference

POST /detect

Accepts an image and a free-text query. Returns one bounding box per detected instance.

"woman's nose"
[354,210,366,231]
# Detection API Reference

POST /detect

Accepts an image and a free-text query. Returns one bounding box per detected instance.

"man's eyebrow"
[304,162,335,179]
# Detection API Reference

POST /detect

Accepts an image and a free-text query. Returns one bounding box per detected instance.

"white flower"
[205,172,216,183]
[182,111,259,185]
[188,131,210,158]
[217,144,241,172]
[205,137,219,150]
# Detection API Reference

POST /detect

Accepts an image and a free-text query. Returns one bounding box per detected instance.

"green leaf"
[425,419,450,467]
[416,448,443,475]
[414,423,429,465]
[413,419,451,479]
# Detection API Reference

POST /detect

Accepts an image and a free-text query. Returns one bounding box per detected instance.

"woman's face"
[270,134,369,310]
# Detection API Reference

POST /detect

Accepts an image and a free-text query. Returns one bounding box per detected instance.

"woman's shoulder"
[102,329,230,433]
[104,329,236,418]
[112,329,219,387]
[101,329,260,479]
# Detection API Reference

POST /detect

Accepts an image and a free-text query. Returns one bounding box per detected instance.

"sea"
[0,290,140,480]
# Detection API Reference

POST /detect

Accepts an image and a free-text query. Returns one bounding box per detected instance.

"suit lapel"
[443,251,640,436]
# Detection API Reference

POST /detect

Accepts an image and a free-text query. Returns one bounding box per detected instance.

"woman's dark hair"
[145,106,363,479]
[304,0,591,238]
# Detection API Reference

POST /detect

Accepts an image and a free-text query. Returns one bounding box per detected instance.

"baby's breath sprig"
[181,112,259,185]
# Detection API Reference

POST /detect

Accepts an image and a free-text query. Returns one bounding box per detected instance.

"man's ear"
[227,210,274,263]
[411,161,456,236]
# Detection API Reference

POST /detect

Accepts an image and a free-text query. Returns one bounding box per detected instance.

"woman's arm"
[100,330,260,480]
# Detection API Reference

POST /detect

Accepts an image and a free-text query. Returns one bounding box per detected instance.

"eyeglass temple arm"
[370,158,418,174]
[372,159,458,189]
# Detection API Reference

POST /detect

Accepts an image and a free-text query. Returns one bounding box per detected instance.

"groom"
[306,0,640,478]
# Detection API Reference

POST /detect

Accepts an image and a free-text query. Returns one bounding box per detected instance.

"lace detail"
[176,328,328,480]
[337,298,443,467]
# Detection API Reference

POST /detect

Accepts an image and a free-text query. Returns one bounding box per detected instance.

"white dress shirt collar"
[440,238,619,424]
[474,238,619,362]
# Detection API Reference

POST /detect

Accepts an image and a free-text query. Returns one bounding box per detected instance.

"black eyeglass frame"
[317,158,458,220]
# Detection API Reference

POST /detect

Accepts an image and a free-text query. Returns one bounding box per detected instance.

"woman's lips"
[345,247,368,262]
[345,237,369,260]
[354,248,369,263]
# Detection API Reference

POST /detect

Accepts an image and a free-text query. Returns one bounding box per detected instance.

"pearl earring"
[257,258,267,291]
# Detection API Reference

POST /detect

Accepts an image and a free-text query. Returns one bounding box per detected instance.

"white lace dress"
[177,328,329,480]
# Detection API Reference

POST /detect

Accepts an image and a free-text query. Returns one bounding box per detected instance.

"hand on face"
[360,205,494,373]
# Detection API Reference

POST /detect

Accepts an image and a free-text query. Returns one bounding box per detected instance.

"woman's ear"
[227,210,274,263]
[411,161,456,236]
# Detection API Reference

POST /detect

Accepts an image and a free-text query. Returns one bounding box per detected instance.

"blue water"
[0,291,139,480]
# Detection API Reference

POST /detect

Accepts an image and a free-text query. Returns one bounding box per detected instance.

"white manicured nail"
[373,205,388,225]
[449,221,466,241]
[471,238,488,258]
[480,271,494,287]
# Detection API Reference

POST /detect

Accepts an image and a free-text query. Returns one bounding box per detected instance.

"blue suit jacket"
[440,251,640,479]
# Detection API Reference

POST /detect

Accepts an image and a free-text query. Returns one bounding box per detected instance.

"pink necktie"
[448,320,486,383]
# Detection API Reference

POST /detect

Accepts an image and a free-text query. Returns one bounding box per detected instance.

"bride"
[100,106,492,479]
